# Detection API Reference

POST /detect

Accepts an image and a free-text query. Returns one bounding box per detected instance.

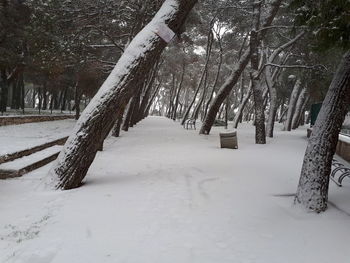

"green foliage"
[290,0,350,51]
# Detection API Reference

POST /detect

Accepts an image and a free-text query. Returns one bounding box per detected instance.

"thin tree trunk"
[144,80,162,118]
[285,79,302,131]
[42,82,48,110]
[233,82,252,128]
[122,98,135,132]
[172,63,186,120]
[112,114,124,137]
[291,87,307,129]
[296,50,350,212]
[74,83,81,120]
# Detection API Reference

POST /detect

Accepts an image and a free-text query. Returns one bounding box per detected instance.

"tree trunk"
[122,98,135,132]
[144,81,162,118]
[291,87,307,129]
[250,0,266,144]
[50,0,197,190]
[284,79,302,131]
[74,83,81,120]
[42,82,48,110]
[233,82,252,128]
[296,51,350,212]
[172,63,186,120]
[0,69,8,113]
[112,114,124,137]
[130,89,141,127]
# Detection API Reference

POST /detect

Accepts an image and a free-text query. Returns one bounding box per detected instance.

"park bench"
[183,118,196,130]
[331,158,350,187]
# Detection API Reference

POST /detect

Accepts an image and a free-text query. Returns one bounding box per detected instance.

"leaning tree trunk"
[49,0,198,190]
[296,51,350,212]
[284,79,302,131]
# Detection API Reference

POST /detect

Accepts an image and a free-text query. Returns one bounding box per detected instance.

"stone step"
[0,137,68,164]
[0,145,63,179]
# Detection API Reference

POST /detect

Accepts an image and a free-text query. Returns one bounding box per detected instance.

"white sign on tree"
[154,23,176,43]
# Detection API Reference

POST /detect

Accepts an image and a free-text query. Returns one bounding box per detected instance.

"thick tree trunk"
[296,51,350,212]
[250,0,266,144]
[199,0,282,135]
[284,79,302,131]
[49,0,197,190]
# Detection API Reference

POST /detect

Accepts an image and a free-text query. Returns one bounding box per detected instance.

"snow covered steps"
[0,145,63,179]
[0,137,67,164]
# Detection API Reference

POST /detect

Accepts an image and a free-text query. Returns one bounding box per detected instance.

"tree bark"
[0,69,8,113]
[122,98,135,132]
[50,0,198,190]
[291,87,307,129]
[296,51,350,212]
[284,79,302,131]
[112,114,123,137]
[233,82,252,128]
[172,63,186,120]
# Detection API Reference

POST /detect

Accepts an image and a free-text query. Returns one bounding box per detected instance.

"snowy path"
[1,116,350,263]
[0,119,76,156]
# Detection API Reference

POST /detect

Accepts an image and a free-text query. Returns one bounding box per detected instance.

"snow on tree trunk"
[284,79,302,131]
[49,0,198,190]
[291,87,307,129]
[296,51,350,212]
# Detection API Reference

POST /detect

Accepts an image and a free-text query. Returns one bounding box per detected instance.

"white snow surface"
[0,119,76,156]
[1,117,350,263]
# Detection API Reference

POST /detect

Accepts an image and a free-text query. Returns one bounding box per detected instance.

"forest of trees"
[1,0,349,212]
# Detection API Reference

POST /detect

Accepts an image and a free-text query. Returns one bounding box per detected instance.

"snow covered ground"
[0,119,76,156]
[1,116,350,263]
